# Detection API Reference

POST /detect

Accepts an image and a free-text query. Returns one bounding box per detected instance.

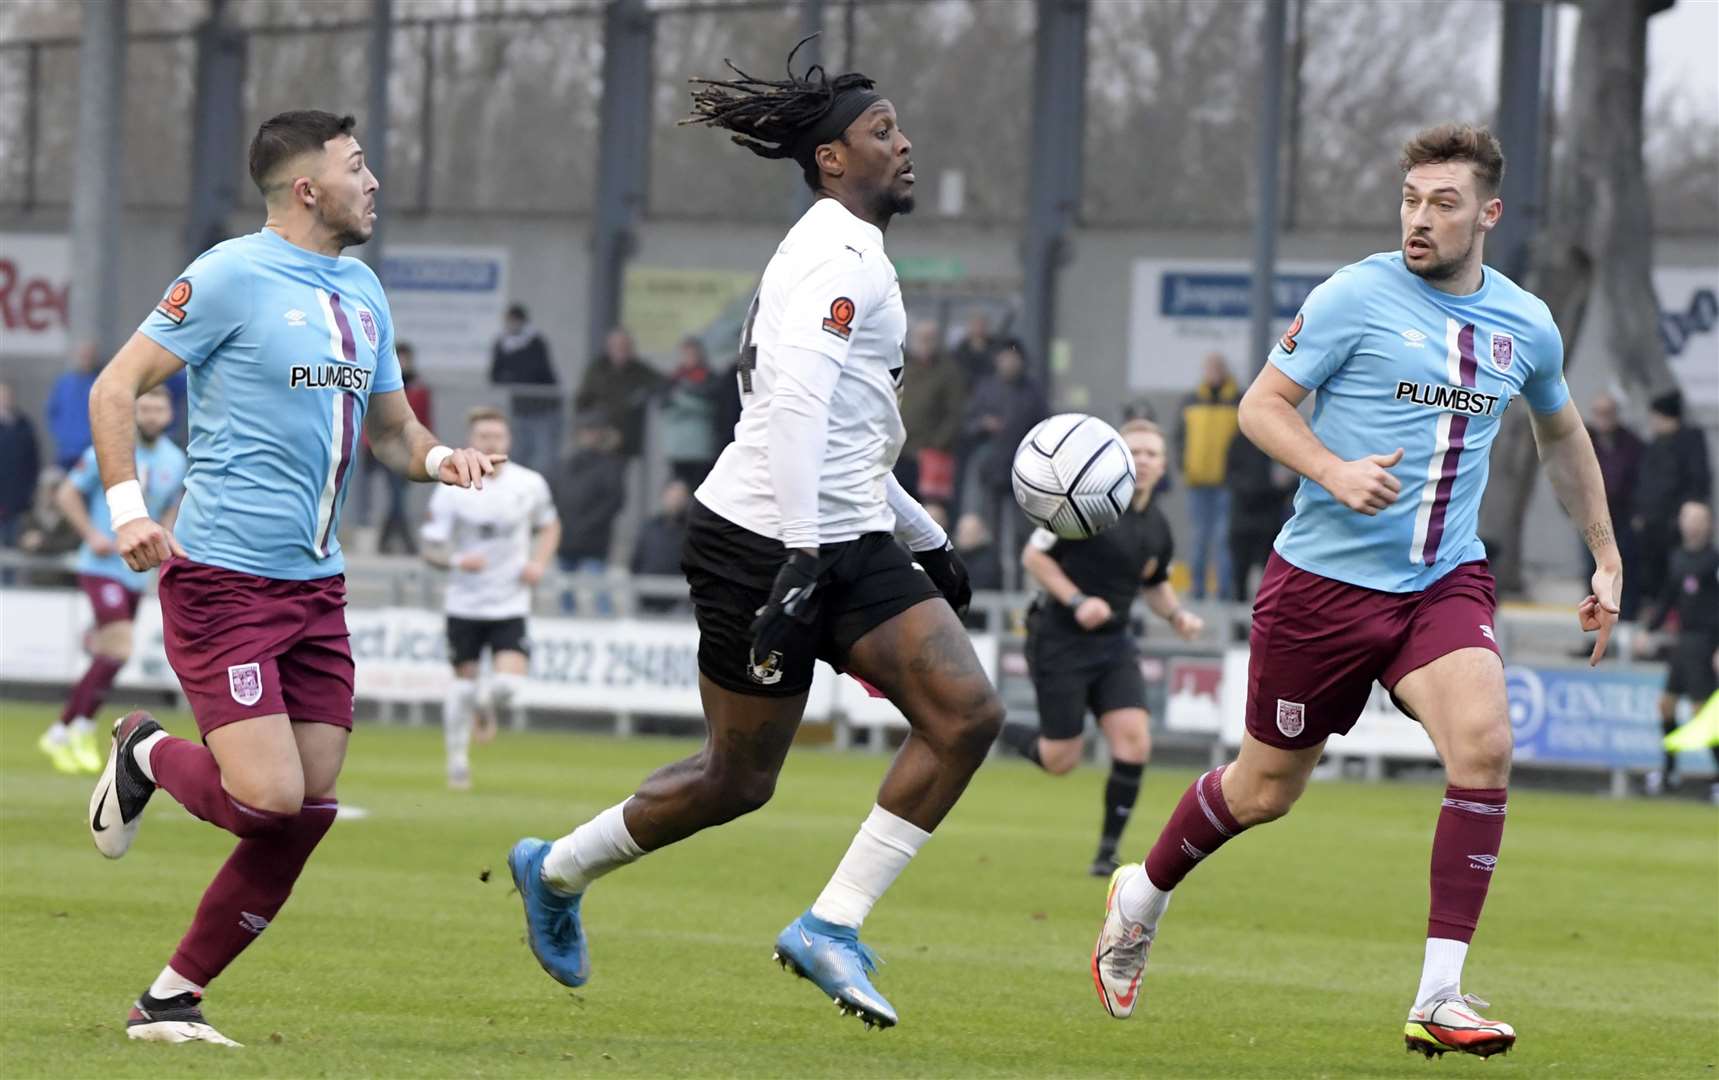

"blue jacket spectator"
[46,343,100,468]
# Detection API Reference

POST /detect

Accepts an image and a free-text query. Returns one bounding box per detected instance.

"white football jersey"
[697,197,908,545]
[422,463,557,619]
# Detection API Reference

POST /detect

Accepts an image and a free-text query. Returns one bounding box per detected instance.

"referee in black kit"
[999,419,1205,875]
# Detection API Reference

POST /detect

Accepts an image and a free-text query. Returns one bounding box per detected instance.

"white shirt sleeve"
[771,250,879,364]
[531,474,558,529]
[421,486,455,546]
[885,473,947,552]
[1027,527,1060,553]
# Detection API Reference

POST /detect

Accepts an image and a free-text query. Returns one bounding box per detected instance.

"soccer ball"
[1010,413,1137,540]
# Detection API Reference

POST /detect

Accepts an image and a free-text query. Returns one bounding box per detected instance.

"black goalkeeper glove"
[750,550,825,663]
[914,541,972,618]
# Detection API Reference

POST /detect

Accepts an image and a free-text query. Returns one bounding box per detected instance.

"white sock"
[147,964,204,1001]
[1414,937,1469,1011]
[489,673,525,713]
[1118,865,1174,930]
[42,723,69,746]
[542,800,645,896]
[444,678,477,772]
[69,716,96,737]
[809,804,932,929]
[132,730,168,782]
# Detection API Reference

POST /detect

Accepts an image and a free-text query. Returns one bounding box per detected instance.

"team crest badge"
[357,308,379,350]
[747,648,784,686]
[1275,698,1306,738]
[1489,333,1514,372]
[228,662,263,706]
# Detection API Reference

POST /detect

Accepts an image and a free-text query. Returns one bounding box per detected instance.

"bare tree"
[1479,0,1678,594]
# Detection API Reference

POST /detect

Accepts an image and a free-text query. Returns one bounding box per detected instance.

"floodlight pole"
[1248,0,1287,377]
[1489,0,1546,283]
[588,0,656,358]
[792,0,824,218]
[69,0,127,356]
[185,0,247,259]
[364,0,393,273]
[1020,0,1088,393]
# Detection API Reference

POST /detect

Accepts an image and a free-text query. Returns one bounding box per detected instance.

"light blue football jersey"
[68,439,188,592]
[1268,252,1569,593]
[137,228,403,580]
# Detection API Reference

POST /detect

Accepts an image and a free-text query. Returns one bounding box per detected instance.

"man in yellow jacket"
[1176,353,1241,600]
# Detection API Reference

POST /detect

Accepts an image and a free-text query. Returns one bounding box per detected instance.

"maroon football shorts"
[1245,552,1500,750]
[79,573,142,627]
[158,559,355,739]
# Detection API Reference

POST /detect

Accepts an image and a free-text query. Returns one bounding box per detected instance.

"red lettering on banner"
[0,257,72,334]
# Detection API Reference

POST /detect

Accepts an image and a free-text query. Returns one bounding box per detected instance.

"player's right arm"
[1240,270,1403,516]
[55,456,112,556]
[1021,529,1110,630]
[89,334,189,571]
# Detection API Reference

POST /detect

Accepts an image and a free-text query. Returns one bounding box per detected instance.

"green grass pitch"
[2,701,1714,1078]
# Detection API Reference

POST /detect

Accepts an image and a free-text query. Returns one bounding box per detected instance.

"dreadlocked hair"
[682,35,876,191]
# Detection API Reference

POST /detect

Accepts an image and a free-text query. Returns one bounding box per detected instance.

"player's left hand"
[520,561,546,586]
[1171,608,1204,641]
[438,448,505,490]
[915,542,972,618]
[1578,562,1622,666]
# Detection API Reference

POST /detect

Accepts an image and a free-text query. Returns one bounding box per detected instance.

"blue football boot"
[772,910,898,1029]
[508,838,590,987]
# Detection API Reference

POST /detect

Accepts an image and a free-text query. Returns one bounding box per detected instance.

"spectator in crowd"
[896,319,965,504]
[354,343,433,554]
[552,415,627,613]
[659,337,724,488]
[631,478,692,613]
[1640,500,1719,796]
[955,512,1003,593]
[952,311,1000,385]
[1224,431,1295,603]
[575,327,665,460]
[959,339,1048,545]
[1586,390,1645,616]
[0,382,41,551]
[46,342,101,469]
[1632,390,1713,608]
[17,466,79,560]
[490,303,560,474]
[1176,353,1241,600]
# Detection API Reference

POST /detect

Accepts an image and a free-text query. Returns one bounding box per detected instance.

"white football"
[1010,413,1137,540]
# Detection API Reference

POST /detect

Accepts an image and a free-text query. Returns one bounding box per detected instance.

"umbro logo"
[1401,328,1428,347]
[1479,624,1495,642]
[1180,839,1206,861]
[239,911,271,933]
[1467,854,1498,871]
[284,309,307,327]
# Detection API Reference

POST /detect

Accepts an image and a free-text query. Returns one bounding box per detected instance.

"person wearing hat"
[1631,389,1712,607]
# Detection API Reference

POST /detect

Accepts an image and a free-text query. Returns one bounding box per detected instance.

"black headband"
[791,86,883,165]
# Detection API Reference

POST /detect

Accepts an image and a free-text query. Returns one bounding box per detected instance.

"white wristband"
[105,480,148,528]
[425,445,454,478]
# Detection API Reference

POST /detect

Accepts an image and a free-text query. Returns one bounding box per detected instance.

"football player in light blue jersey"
[40,387,186,776]
[81,110,499,1048]
[1093,124,1621,1060]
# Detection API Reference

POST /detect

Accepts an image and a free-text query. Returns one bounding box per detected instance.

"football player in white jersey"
[422,407,559,789]
[508,41,1004,1029]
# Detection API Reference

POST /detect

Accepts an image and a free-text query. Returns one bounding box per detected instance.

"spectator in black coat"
[0,382,40,550]
[1586,391,1645,616]
[951,312,998,386]
[631,479,692,613]
[574,328,665,460]
[959,340,1048,543]
[1224,433,1295,602]
[552,417,628,613]
[490,303,560,473]
[1632,390,1713,609]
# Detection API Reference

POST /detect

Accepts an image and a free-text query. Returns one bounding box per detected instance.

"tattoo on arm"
[1584,520,1615,554]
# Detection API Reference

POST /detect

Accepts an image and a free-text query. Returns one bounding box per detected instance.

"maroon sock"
[1427,786,1507,942]
[1143,766,1247,890]
[169,800,338,986]
[148,736,293,838]
[61,655,125,724]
